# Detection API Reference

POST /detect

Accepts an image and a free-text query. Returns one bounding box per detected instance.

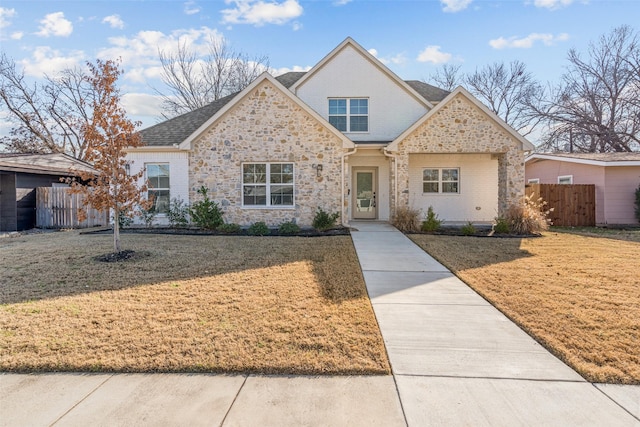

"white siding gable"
[294,44,429,142]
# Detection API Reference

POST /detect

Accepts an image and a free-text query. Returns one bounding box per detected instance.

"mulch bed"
[84,227,351,237]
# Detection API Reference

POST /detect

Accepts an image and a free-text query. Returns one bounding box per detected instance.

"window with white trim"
[328,98,368,132]
[528,178,540,184]
[243,163,294,206]
[146,163,170,214]
[558,175,573,184]
[423,168,459,194]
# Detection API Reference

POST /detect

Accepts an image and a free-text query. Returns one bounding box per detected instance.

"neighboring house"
[128,38,533,227]
[0,153,96,231]
[526,152,640,225]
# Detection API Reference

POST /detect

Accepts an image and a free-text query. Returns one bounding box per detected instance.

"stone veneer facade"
[393,93,527,217]
[189,80,348,227]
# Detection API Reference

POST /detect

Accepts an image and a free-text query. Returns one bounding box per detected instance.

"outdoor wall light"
[124,162,131,175]
[316,164,323,177]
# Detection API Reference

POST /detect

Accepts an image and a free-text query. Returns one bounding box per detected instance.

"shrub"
[506,193,553,235]
[189,186,224,230]
[168,198,189,228]
[421,206,442,232]
[635,184,640,223]
[461,221,476,236]
[136,204,156,228]
[312,208,340,231]
[493,217,510,234]
[391,205,421,232]
[116,209,133,229]
[218,223,241,234]
[248,221,270,236]
[278,220,301,235]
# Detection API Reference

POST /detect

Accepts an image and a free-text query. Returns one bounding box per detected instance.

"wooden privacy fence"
[36,187,108,229]
[526,183,595,227]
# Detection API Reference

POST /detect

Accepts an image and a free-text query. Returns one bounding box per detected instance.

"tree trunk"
[113,207,121,253]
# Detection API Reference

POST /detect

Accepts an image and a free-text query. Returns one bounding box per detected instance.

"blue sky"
[0,0,638,134]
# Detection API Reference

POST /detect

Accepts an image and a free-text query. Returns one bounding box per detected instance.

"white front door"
[353,168,377,219]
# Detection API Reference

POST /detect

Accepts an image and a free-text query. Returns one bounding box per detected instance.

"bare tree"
[0,54,94,159]
[465,61,542,137]
[427,61,542,137]
[428,64,462,92]
[533,26,640,152]
[156,37,269,118]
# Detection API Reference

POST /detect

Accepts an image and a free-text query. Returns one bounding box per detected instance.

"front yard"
[0,231,389,375]
[409,229,640,385]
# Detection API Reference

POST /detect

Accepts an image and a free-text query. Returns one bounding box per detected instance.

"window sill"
[241,205,295,210]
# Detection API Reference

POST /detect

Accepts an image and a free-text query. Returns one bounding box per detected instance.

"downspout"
[341,146,358,226]
[383,147,398,216]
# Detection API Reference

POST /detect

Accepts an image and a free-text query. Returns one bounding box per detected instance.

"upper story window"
[328,98,368,133]
[146,163,170,214]
[558,175,573,184]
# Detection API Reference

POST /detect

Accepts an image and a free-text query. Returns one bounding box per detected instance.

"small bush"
[248,221,270,236]
[168,198,189,228]
[391,206,421,232]
[312,208,340,231]
[506,193,553,235]
[218,223,241,234]
[278,220,301,235]
[421,206,442,232]
[116,209,133,229]
[461,221,476,236]
[189,186,224,230]
[136,204,156,228]
[493,217,510,234]
[635,184,640,223]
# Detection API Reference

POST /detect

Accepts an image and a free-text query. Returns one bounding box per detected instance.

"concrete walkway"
[1,221,639,426]
[350,221,639,426]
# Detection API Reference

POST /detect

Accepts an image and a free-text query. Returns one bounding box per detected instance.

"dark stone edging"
[82,226,351,237]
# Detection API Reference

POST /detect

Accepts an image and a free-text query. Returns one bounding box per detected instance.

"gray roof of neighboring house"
[531,152,640,162]
[0,152,96,175]
[139,72,450,147]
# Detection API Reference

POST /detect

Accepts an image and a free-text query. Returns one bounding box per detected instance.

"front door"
[353,169,377,219]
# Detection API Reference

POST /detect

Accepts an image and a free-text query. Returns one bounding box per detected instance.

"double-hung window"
[423,168,459,194]
[328,98,368,132]
[243,163,294,207]
[146,163,170,214]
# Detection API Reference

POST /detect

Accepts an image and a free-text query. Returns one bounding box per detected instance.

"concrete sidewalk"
[350,221,639,426]
[2,222,639,426]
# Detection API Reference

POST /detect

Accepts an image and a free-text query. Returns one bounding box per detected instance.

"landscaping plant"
[391,205,421,232]
[506,193,553,235]
[137,203,156,228]
[247,221,270,236]
[312,208,340,231]
[189,186,224,230]
[278,220,301,235]
[635,183,640,222]
[461,221,476,236]
[493,216,510,234]
[218,223,241,234]
[421,206,442,232]
[168,198,190,228]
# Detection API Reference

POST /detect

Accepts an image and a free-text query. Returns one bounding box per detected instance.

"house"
[526,152,640,225]
[127,38,533,227]
[0,153,96,231]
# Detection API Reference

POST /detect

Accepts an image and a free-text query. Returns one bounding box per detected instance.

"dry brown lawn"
[0,231,389,375]
[409,231,640,384]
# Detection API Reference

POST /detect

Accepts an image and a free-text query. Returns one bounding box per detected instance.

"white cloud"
[441,0,472,12]
[184,1,201,15]
[0,7,16,29]
[10,31,23,40]
[489,32,569,49]
[221,0,303,26]
[292,21,302,31]
[97,27,224,82]
[368,48,407,66]
[333,0,352,5]
[533,0,574,10]
[102,14,124,29]
[36,12,73,37]
[20,46,85,77]
[417,45,452,64]
[121,93,164,116]
[273,65,311,75]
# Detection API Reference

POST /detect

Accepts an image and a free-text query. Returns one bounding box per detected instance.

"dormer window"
[328,98,368,132]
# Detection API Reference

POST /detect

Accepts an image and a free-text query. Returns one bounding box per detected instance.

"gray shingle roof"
[540,152,640,162]
[138,72,449,147]
[0,152,96,175]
